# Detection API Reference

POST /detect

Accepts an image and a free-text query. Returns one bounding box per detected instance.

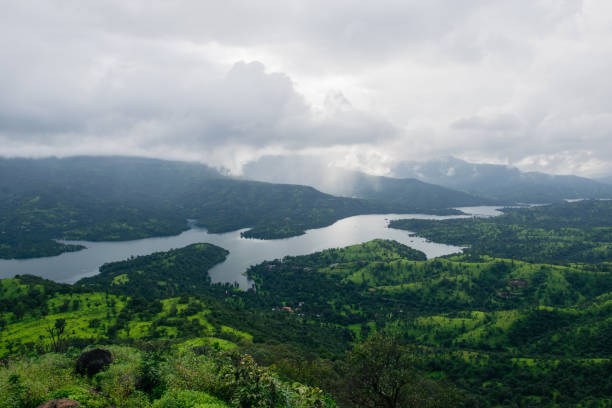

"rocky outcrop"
[75,348,112,377]
[36,399,80,408]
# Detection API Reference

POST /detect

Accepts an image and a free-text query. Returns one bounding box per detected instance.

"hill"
[3,197,612,406]
[598,175,612,185]
[392,156,612,203]
[0,156,420,259]
[243,155,492,207]
[77,243,229,298]
[390,199,612,264]
[2,236,612,406]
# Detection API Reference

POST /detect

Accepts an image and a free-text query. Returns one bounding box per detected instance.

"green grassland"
[0,288,248,357]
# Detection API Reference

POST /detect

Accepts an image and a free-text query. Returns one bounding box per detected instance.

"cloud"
[1,1,612,176]
[451,114,522,132]
[0,48,397,170]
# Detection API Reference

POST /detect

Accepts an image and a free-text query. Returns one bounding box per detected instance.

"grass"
[0,294,252,357]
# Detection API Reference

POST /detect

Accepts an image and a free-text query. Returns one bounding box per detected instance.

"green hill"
[0,156,425,259]
[77,243,229,298]
[390,199,612,264]
[2,221,612,406]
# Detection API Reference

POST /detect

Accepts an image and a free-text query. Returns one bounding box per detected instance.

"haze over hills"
[597,175,612,185]
[391,156,612,203]
[0,155,464,259]
[243,155,492,207]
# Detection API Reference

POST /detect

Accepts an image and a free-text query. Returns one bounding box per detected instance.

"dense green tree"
[344,332,461,408]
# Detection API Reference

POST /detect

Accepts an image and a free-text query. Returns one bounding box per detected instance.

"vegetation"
[2,198,612,406]
[343,331,461,408]
[390,199,612,264]
[0,345,334,407]
[0,156,465,259]
[77,244,229,298]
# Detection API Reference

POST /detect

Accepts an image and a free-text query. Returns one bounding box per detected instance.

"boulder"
[75,348,113,377]
[36,399,80,408]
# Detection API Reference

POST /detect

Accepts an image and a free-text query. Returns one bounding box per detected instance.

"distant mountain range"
[244,155,612,205]
[391,157,612,203]
[597,175,612,185]
[242,155,491,208]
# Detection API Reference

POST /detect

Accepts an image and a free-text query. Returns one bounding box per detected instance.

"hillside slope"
[0,156,419,259]
[243,155,491,207]
[390,199,612,264]
[392,156,612,203]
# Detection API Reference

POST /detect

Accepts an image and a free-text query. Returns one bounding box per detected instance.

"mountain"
[597,175,612,185]
[0,156,430,259]
[243,155,491,208]
[391,156,612,203]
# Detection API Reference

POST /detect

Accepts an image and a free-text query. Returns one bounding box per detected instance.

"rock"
[36,399,80,408]
[75,348,113,377]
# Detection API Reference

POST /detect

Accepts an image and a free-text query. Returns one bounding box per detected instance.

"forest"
[390,199,612,264]
[0,156,479,259]
[2,206,612,407]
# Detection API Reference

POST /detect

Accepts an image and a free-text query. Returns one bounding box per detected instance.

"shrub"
[138,351,168,399]
[0,353,76,407]
[49,385,106,407]
[152,389,228,408]
[93,348,149,407]
[163,351,231,400]
[226,354,287,408]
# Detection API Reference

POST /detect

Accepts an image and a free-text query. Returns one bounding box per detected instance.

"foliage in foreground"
[0,344,335,408]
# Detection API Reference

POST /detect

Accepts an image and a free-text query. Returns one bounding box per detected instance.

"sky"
[1,0,612,177]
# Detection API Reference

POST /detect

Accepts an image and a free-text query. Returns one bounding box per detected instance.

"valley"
[0,157,480,260]
[1,199,612,407]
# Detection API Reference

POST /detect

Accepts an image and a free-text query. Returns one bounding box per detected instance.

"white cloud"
[1,1,611,176]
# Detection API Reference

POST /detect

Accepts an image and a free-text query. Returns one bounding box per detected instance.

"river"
[0,206,502,289]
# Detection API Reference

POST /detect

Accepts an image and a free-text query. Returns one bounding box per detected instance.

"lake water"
[0,206,502,289]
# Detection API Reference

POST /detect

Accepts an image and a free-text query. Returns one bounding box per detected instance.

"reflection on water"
[0,206,501,289]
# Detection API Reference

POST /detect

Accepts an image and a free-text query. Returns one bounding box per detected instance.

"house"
[508,280,528,288]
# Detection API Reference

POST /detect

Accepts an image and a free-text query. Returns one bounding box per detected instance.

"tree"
[46,318,67,352]
[344,331,461,408]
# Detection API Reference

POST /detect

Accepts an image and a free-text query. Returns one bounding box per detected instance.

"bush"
[152,389,228,408]
[163,351,231,400]
[0,353,76,407]
[139,351,167,399]
[49,385,106,407]
[226,354,287,407]
[93,347,149,407]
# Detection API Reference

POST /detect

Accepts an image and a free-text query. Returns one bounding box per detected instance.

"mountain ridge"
[391,156,612,203]
[243,155,493,207]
